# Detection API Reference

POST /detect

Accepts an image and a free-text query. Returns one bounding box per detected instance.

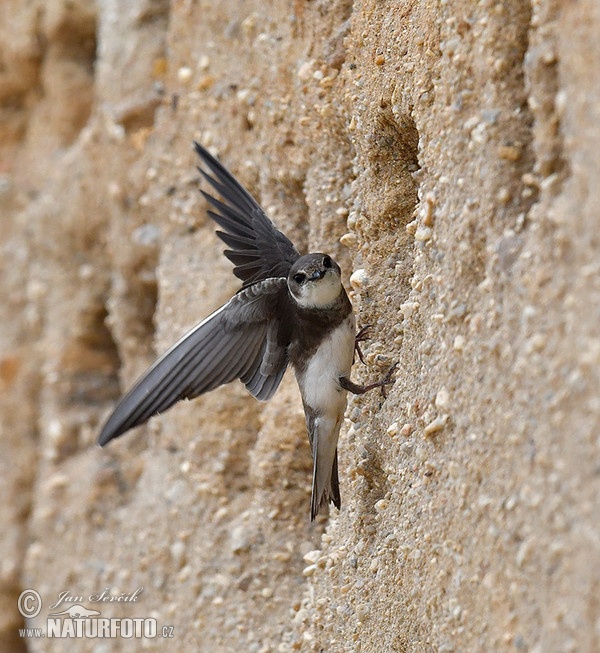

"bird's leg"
[339,363,398,399]
[354,325,372,365]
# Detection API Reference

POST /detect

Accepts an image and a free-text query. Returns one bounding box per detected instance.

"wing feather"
[194,141,301,285]
[193,323,263,393]
[98,279,290,445]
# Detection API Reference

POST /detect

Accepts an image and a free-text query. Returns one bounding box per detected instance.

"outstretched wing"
[194,141,301,286]
[98,278,290,446]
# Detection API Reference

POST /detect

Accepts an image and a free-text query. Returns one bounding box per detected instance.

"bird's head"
[288,253,343,308]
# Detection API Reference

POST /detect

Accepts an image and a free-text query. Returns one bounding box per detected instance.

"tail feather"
[304,405,344,521]
[310,448,341,521]
[330,452,341,509]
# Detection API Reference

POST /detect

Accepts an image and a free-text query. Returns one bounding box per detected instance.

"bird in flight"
[98,142,395,520]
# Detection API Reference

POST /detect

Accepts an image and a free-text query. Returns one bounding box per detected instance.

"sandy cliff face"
[2,1,599,651]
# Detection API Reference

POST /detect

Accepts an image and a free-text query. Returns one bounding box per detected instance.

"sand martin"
[98,142,395,520]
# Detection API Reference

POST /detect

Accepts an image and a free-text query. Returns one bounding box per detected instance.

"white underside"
[298,312,355,414]
[298,312,356,514]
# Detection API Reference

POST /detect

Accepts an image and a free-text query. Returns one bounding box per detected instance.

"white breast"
[298,313,355,413]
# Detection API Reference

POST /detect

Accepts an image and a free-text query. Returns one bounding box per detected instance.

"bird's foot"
[354,325,372,365]
[339,362,398,399]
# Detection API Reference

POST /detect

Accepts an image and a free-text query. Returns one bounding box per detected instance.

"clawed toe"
[355,325,372,342]
[354,325,373,365]
[379,362,398,398]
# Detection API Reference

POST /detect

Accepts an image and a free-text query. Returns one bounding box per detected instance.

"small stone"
[423,415,448,437]
[230,526,249,554]
[497,187,511,203]
[319,75,337,88]
[498,144,522,161]
[453,335,466,351]
[197,75,215,91]
[356,603,369,622]
[78,264,94,280]
[400,423,412,437]
[400,301,419,319]
[273,551,292,563]
[405,219,418,235]
[170,541,186,569]
[414,225,433,241]
[527,332,547,353]
[340,232,358,248]
[303,550,321,564]
[419,193,436,226]
[177,66,193,83]
[386,422,399,437]
[177,565,191,582]
[297,60,314,81]
[45,473,69,492]
[236,88,252,103]
[435,388,450,409]
[350,268,367,290]
[302,564,317,577]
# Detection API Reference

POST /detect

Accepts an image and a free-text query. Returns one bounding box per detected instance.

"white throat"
[294,272,342,308]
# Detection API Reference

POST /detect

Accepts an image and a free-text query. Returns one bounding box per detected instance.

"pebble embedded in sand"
[400,301,419,319]
[177,66,193,83]
[453,335,466,351]
[423,415,448,437]
[350,268,368,289]
[414,225,433,241]
[400,423,413,437]
[387,421,399,437]
[302,564,317,577]
[303,550,321,564]
[435,388,450,409]
[374,499,389,511]
[340,232,358,248]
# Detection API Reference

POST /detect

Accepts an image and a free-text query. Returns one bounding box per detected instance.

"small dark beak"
[308,269,326,281]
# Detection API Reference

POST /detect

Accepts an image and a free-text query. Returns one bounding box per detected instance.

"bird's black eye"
[293,272,306,284]
[323,256,332,269]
